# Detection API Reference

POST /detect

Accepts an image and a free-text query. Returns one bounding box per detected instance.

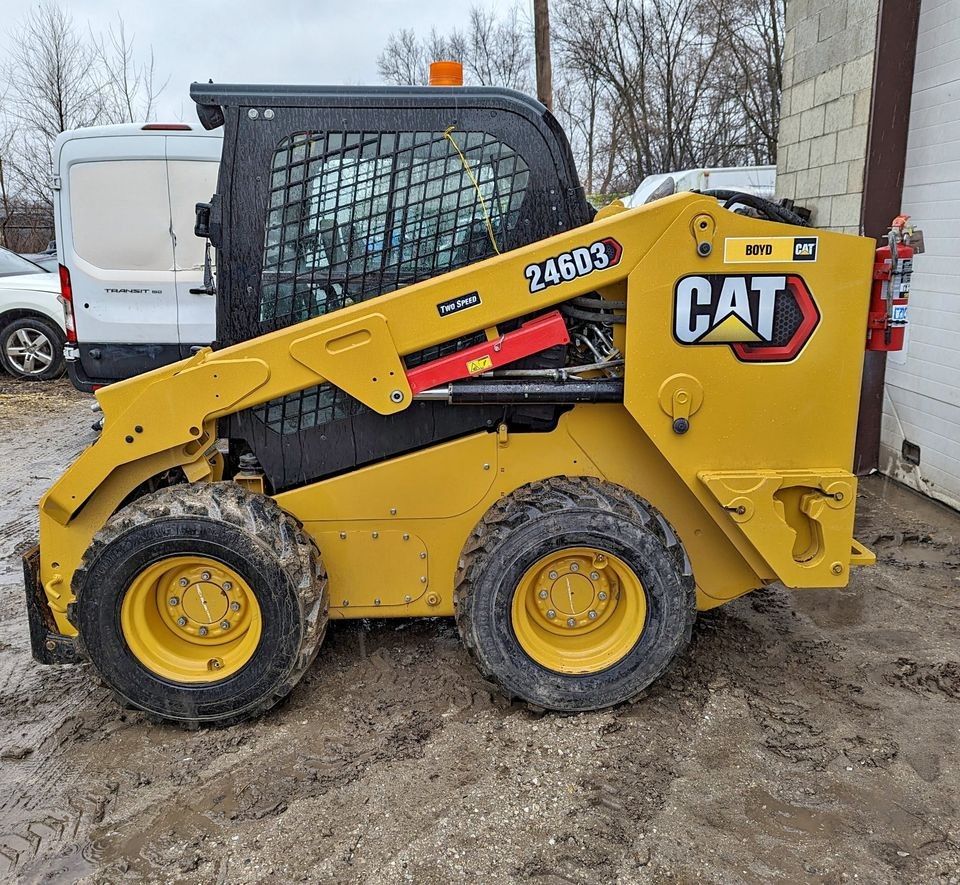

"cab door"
[167,134,221,354]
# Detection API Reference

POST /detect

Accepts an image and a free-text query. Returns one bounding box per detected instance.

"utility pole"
[533,0,553,112]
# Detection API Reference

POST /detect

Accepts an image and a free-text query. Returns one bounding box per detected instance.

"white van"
[53,123,222,390]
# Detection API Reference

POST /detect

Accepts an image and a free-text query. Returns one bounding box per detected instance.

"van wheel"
[0,315,65,381]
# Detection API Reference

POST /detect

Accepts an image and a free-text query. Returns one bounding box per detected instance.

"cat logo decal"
[673,274,820,363]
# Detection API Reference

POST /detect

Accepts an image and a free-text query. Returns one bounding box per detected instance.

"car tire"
[0,315,66,381]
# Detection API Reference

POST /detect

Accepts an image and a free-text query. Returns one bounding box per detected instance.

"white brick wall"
[776,0,880,232]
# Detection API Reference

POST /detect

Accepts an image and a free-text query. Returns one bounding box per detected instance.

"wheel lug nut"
[598,591,608,601]
[566,617,576,627]
[588,610,598,620]
[168,596,179,606]
[230,601,240,612]
[198,626,208,636]
[201,572,211,581]
[220,620,230,630]
[590,571,600,580]
[570,563,579,572]
[176,617,187,627]
[538,590,549,599]
[546,609,556,619]
[223,581,232,591]
[179,578,189,587]
[548,570,558,580]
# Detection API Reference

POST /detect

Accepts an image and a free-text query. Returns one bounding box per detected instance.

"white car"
[0,247,66,381]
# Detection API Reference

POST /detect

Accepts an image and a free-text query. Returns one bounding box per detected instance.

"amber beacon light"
[429,60,463,86]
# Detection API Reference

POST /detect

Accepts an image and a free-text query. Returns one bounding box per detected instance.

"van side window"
[259,130,530,328]
[69,160,174,271]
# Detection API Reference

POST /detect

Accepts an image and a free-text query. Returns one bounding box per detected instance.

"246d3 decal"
[673,274,820,362]
[525,237,622,293]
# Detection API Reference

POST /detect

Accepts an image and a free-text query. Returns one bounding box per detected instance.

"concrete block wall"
[776,0,880,232]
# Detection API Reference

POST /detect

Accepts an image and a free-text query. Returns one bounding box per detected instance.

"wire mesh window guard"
[255,129,530,434]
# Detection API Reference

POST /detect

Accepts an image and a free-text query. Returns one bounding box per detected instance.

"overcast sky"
[1,0,523,122]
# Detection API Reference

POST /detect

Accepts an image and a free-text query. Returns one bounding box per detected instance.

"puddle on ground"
[743,787,845,839]
[791,587,865,628]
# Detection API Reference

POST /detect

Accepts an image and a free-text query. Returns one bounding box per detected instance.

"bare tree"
[0,1,165,248]
[707,0,785,163]
[95,15,166,125]
[0,145,15,248]
[378,6,533,90]
[459,7,532,90]
[552,0,783,189]
[384,0,790,193]
[377,28,430,86]
[4,4,104,140]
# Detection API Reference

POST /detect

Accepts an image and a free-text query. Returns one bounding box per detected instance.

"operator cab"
[190,82,593,491]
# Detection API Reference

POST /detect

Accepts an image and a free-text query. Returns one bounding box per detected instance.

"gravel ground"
[0,378,958,884]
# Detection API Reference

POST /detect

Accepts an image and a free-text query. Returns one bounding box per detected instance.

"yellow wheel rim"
[121,556,262,684]
[511,547,647,675]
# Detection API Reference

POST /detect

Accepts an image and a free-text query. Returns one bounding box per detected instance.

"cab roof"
[189,81,550,131]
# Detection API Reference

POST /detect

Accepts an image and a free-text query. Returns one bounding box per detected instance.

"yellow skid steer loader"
[24,83,877,726]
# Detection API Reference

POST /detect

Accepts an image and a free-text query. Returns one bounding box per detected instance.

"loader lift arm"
[43,193,687,527]
[34,193,684,634]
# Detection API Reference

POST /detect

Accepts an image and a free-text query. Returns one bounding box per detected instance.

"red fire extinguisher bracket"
[866,216,921,352]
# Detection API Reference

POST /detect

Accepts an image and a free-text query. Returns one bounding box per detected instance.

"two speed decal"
[437,291,481,317]
[524,237,622,293]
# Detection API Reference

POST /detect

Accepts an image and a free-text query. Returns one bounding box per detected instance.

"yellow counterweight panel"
[615,203,876,588]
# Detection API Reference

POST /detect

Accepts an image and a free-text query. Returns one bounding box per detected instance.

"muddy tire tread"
[453,476,695,708]
[72,481,328,727]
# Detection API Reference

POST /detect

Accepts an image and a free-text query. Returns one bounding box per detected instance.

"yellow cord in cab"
[443,126,501,255]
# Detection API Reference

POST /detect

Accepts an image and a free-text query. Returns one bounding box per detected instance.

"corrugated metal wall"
[881,0,960,510]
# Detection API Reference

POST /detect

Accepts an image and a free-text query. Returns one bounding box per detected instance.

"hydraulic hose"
[696,189,810,227]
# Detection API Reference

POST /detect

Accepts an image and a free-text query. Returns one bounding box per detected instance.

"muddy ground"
[0,377,957,884]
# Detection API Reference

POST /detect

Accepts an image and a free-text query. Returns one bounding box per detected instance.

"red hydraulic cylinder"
[405,310,571,394]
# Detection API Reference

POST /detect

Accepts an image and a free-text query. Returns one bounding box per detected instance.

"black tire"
[454,476,695,711]
[0,314,65,381]
[72,482,328,727]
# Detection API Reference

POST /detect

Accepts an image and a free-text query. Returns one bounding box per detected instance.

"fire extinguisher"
[866,215,924,351]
